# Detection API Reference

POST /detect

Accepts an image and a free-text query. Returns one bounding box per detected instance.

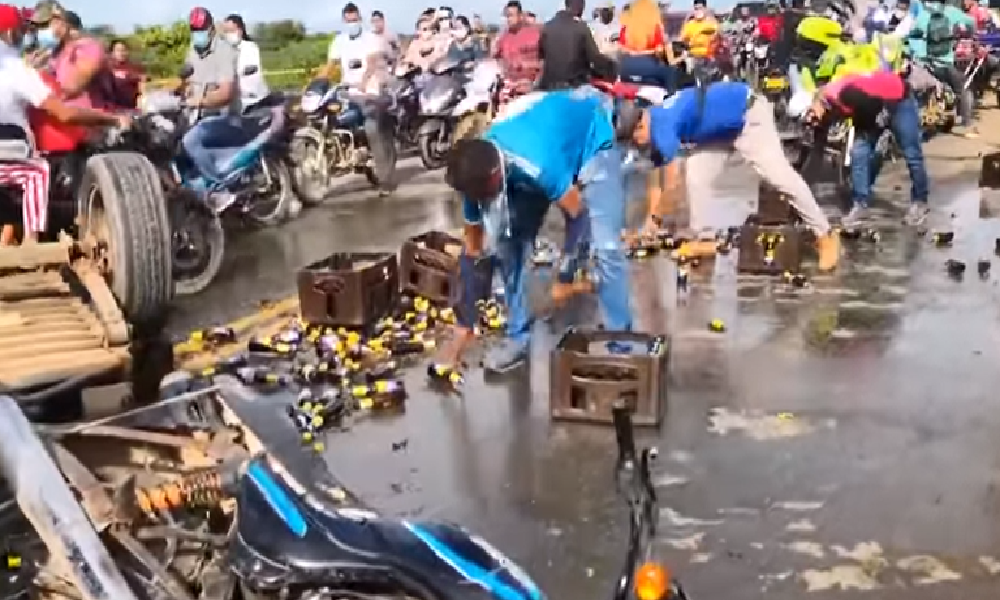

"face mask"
[20,31,36,50]
[224,32,240,46]
[693,9,705,18]
[35,27,56,50]
[454,27,469,39]
[191,30,211,50]
[346,22,362,37]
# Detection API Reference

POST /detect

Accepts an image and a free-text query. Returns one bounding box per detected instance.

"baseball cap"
[28,0,63,24]
[0,4,21,30]
[188,6,213,30]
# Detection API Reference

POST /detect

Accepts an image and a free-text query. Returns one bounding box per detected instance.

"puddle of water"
[663,532,705,550]
[786,519,817,532]
[707,407,825,440]
[979,556,1000,575]
[772,501,825,511]
[831,541,887,565]
[785,541,826,559]
[896,555,962,585]
[800,565,881,592]
[660,506,724,527]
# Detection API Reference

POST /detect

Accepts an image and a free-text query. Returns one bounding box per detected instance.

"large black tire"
[288,130,331,206]
[78,152,173,327]
[418,120,449,171]
[168,195,225,296]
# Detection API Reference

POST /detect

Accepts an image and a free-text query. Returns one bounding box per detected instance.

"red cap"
[0,4,22,30]
[188,6,212,30]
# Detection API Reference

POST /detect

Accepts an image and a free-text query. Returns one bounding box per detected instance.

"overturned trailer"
[0,375,364,600]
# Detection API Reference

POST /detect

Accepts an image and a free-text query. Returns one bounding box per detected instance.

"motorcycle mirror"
[242,65,259,76]
[178,64,195,80]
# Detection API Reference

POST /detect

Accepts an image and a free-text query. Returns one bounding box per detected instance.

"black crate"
[399,230,464,305]
[756,182,799,225]
[550,328,669,427]
[297,252,399,330]
[737,224,803,275]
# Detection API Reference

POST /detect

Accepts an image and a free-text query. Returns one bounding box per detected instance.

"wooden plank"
[0,348,126,389]
[0,316,99,333]
[0,337,106,362]
[0,240,71,270]
[0,329,105,347]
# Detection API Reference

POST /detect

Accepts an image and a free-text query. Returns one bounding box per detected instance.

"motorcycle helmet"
[795,15,845,62]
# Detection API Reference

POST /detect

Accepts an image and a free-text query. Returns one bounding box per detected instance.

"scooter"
[416,57,502,170]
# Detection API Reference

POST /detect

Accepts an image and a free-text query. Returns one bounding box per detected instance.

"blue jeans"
[181,115,250,183]
[498,148,633,345]
[619,54,677,92]
[849,94,928,208]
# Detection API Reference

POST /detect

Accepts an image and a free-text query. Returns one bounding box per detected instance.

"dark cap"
[188,6,213,30]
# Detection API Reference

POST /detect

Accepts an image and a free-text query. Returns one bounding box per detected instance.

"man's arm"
[199,43,237,109]
[60,39,102,98]
[16,62,119,126]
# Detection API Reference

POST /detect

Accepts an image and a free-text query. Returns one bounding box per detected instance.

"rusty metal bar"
[0,395,139,600]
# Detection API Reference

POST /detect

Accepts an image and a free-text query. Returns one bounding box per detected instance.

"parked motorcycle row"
[142,57,503,296]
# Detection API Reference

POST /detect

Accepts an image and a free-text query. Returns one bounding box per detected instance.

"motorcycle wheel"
[418,121,449,171]
[288,133,332,206]
[245,155,293,227]
[168,193,225,296]
[363,114,398,192]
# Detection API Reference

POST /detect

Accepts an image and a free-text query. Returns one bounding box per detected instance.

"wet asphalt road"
[170,137,1000,599]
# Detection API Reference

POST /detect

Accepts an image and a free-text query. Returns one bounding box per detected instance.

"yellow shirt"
[681,18,718,58]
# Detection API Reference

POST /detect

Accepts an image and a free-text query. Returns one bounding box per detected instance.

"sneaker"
[815,232,841,272]
[902,203,930,227]
[482,339,529,373]
[206,192,238,215]
[841,205,869,229]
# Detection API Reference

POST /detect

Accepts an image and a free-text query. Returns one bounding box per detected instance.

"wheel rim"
[82,183,115,285]
[170,205,213,280]
[292,139,328,197]
[246,157,284,221]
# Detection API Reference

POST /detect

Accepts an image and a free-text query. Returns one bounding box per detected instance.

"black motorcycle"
[214,381,688,600]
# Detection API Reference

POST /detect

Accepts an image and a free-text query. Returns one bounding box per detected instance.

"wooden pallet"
[0,241,130,391]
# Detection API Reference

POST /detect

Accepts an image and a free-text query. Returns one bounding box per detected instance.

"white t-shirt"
[236,39,271,112]
[328,30,385,94]
[0,43,52,141]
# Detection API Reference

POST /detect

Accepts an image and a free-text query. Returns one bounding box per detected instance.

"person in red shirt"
[107,38,144,109]
[492,0,540,103]
[618,0,678,91]
[756,3,783,44]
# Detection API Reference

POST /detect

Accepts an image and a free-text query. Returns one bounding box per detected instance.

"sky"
[75,0,739,33]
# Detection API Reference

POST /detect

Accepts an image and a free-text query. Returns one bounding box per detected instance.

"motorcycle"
[417,57,502,170]
[287,78,398,205]
[388,64,425,148]
[132,66,295,295]
[222,387,687,600]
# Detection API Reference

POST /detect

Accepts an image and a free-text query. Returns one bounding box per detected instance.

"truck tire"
[79,152,173,327]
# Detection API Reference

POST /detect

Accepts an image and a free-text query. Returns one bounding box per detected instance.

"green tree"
[130,21,190,80]
[253,20,307,51]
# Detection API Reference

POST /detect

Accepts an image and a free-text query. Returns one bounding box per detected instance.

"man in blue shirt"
[438,89,634,373]
[628,81,841,271]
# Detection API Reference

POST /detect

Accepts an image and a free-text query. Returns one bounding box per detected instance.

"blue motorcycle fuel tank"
[229,455,545,600]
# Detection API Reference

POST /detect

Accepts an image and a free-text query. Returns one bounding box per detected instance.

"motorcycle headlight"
[634,562,671,600]
[300,92,322,114]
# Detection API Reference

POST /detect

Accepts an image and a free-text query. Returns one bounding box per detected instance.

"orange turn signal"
[634,562,670,600]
